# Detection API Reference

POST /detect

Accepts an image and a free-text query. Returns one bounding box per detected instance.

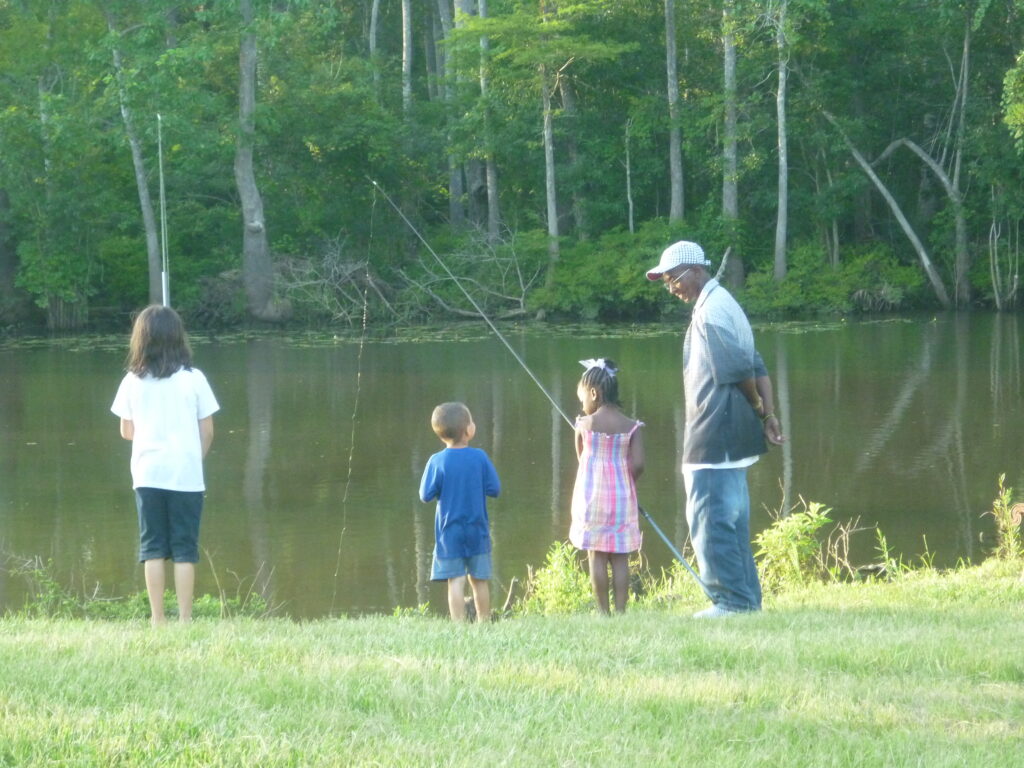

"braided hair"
[578,358,621,408]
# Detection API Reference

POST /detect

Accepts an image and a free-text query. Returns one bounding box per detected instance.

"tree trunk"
[950,22,970,307]
[823,112,951,309]
[401,0,413,116]
[772,0,789,282]
[721,0,743,287]
[0,189,19,319]
[541,66,559,264]
[455,0,486,228]
[665,0,683,221]
[559,74,587,239]
[235,0,289,322]
[478,0,501,243]
[108,22,162,305]
[625,119,635,234]
[368,0,381,100]
[435,0,465,227]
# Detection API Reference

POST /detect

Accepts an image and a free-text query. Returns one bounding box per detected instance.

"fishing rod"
[369,178,707,593]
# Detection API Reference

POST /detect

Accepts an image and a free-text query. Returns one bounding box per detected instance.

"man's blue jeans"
[684,466,762,612]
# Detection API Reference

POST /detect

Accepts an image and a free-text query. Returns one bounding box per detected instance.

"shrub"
[516,541,592,616]
[529,220,698,321]
[738,243,926,317]
[986,474,1023,561]
[754,498,833,592]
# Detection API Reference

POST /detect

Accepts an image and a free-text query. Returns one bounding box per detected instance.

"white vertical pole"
[157,113,170,306]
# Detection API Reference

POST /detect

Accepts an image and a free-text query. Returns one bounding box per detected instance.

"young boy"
[419,402,500,621]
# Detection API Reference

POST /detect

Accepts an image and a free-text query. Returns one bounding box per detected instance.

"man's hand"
[762,414,785,446]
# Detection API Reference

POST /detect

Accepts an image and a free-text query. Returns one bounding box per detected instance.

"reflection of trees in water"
[906,317,972,560]
[549,368,563,535]
[673,402,687,554]
[855,322,941,475]
[991,313,1021,425]
[776,335,793,514]
[243,341,275,601]
[412,445,431,606]
[0,354,17,606]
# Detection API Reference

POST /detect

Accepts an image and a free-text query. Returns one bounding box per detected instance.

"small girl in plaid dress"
[569,358,645,613]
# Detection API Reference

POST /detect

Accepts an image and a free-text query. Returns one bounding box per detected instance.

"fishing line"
[330,198,375,615]
[368,178,573,428]
[369,178,706,592]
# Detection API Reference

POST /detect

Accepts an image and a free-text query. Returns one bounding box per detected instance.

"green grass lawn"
[1,562,1022,767]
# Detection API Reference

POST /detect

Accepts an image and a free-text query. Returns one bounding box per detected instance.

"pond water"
[1,314,1021,618]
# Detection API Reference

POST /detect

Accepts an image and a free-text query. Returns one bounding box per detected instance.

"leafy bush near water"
[516,541,592,616]
[754,499,834,592]
[528,226,928,321]
[738,244,926,317]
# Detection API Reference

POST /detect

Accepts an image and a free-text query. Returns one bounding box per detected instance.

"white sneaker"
[692,604,739,619]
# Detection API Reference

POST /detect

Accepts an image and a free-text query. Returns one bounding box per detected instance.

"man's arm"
[120,419,134,441]
[754,375,784,445]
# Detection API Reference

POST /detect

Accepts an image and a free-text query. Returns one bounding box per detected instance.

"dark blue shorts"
[431,551,492,581]
[135,487,204,563]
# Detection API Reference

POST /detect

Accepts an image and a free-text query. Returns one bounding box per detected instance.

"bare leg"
[143,559,167,627]
[610,553,630,613]
[468,577,490,622]
[588,551,610,614]
[174,562,195,623]
[447,576,467,621]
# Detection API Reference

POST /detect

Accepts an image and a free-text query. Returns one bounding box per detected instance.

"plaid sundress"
[569,420,643,553]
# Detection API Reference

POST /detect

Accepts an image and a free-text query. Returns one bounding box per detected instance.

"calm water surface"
[0,315,1021,617]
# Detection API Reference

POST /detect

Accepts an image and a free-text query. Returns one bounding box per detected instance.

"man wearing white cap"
[647,241,784,618]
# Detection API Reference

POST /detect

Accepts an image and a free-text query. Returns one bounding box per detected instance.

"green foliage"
[986,474,1023,561]
[739,243,926,317]
[754,498,833,592]
[516,540,592,616]
[1004,51,1024,152]
[1,0,1023,325]
[529,220,693,321]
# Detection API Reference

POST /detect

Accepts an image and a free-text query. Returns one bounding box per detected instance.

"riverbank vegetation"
[2,481,1022,765]
[1,2,1024,332]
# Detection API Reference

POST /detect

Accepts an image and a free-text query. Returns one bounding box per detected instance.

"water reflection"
[0,315,1020,618]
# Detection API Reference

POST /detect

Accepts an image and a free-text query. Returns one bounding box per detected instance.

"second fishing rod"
[369,178,709,596]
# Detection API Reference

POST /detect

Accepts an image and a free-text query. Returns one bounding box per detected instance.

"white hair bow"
[579,359,616,376]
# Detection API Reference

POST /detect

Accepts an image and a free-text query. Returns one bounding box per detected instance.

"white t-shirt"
[111,367,220,491]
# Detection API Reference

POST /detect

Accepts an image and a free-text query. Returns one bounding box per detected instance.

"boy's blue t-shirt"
[419,446,500,559]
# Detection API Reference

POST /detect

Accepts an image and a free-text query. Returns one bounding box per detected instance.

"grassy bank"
[1,561,1021,767]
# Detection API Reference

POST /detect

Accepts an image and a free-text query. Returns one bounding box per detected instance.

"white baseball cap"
[645,240,710,280]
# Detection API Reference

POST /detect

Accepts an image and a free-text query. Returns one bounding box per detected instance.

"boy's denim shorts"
[135,487,204,564]
[431,551,492,581]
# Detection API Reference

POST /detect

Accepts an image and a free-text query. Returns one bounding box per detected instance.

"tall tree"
[104,12,162,304]
[478,0,501,242]
[665,0,684,221]
[436,0,466,227]
[402,0,413,115]
[721,0,743,286]
[235,0,289,322]
[771,0,789,281]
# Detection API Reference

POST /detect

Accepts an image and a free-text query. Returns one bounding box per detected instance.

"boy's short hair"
[431,402,472,442]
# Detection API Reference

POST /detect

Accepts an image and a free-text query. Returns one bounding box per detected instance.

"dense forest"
[0,0,1023,330]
